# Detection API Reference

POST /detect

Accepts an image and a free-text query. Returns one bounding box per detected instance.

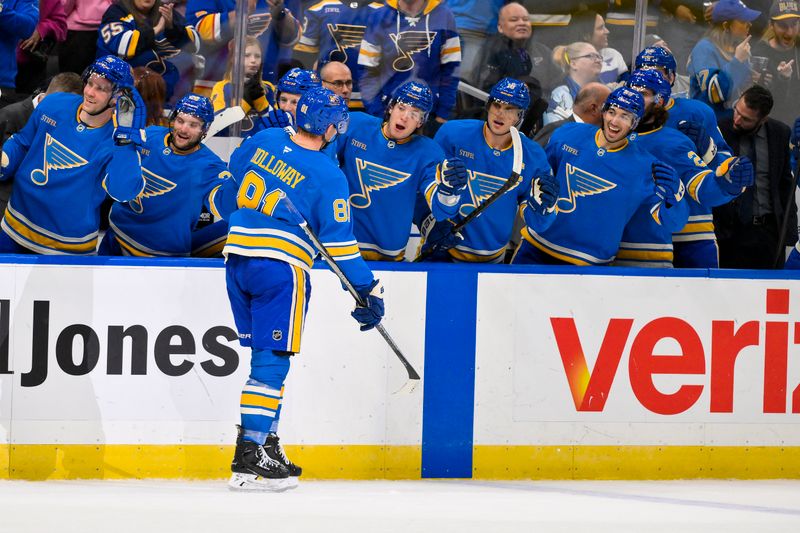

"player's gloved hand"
[437,157,468,206]
[526,172,559,216]
[791,116,800,155]
[266,108,293,129]
[351,279,384,331]
[418,213,463,257]
[652,160,684,207]
[113,87,147,147]
[715,156,753,195]
[677,119,716,164]
[243,76,266,107]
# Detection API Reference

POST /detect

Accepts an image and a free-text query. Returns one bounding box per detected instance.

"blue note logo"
[458,170,520,217]
[389,31,438,72]
[349,158,411,208]
[556,164,617,213]
[326,23,367,63]
[129,168,177,214]
[31,133,88,186]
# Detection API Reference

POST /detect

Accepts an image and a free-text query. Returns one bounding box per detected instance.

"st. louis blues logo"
[390,31,437,72]
[349,159,410,208]
[458,170,519,217]
[326,23,367,63]
[31,133,88,186]
[247,12,272,38]
[556,164,617,213]
[129,168,177,214]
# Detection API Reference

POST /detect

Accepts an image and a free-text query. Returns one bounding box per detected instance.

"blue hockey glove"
[418,213,463,257]
[677,120,716,164]
[652,161,684,207]
[437,157,468,205]
[714,156,753,195]
[113,87,147,147]
[526,172,559,216]
[266,108,293,129]
[351,279,384,331]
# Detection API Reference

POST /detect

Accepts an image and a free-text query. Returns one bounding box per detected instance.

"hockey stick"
[281,195,421,393]
[204,106,246,141]
[458,81,490,102]
[415,126,524,262]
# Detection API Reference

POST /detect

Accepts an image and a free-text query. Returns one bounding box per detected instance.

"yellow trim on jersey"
[521,227,592,266]
[616,249,673,261]
[126,30,140,57]
[678,221,715,234]
[360,249,405,261]
[359,47,380,58]
[308,0,341,11]
[225,234,315,268]
[448,247,505,263]
[196,13,218,42]
[241,393,281,411]
[116,237,155,257]
[3,210,98,254]
[289,265,307,353]
[686,171,712,202]
[325,242,361,258]
[294,42,320,54]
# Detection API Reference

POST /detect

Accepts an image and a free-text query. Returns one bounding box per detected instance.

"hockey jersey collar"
[386,0,442,16]
[75,105,110,129]
[482,124,512,152]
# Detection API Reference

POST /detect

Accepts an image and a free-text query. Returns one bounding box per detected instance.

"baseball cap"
[712,0,761,22]
[770,0,800,20]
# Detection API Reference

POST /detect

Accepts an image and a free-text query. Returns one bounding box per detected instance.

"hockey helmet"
[277,68,322,96]
[170,93,215,131]
[389,81,433,117]
[626,69,671,106]
[82,55,134,94]
[602,87,645,129]
[296,87,349,136]
[634,47,677,79]
[489,77,531,111]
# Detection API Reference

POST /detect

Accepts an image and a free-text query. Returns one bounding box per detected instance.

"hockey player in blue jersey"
[420,77,558,263]
[223,87,385,491]
[263,67,323,130]
[0,55,146,255]
[101,93,237,257]
[617,69,753,267]
[512,87,685,266]
[336,80,466,260]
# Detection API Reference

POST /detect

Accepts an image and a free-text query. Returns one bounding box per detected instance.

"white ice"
[0,479,798,533]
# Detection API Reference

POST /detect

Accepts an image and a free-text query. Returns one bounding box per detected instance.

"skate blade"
[392,378,420,395]
[286,476,300,489]
[228,472,291,492]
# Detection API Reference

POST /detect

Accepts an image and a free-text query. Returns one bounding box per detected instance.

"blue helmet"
[489,77,531,110]
[82,55,134,93]
[634,47,677,79]
[296,87,349,136]
[389,81,433,116]
[626,69,671,106]
[170,93,214,131]
[277,68,322,95]
[602,87,645,129]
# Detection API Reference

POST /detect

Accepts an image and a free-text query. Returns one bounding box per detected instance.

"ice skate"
[229,427,290,492]
[263,433,302,489]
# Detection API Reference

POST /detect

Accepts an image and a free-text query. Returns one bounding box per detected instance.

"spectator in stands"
[97,0,201,101]
[320,61,354,106]
[534,82,610,145]
[475,2,562,95]
[660,0,713,72]
[60,0,113,75]
[544,42,602,124]
[0,0,39,108]
[0,72,83,215]
[134,67,169,126]
[357,0,461,134]
[568,11,627,86]
[688,0,761,109]
[751,0,800,125]
[447,0,504,85]
[187,0,301,94]
[714,85,797,268]
[293,0,378,110]
[16,0,68,96]
[210,36,277,138]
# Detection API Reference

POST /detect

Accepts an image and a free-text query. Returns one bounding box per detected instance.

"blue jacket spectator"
[0,0,39,107]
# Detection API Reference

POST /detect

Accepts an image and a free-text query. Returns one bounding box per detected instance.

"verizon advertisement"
[474,273,800,446]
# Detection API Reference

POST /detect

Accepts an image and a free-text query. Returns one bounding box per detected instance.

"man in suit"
[533,82,610,146]
[715,84,798,268]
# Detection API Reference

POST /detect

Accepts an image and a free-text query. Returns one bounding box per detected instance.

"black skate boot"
[263,433,302,488]
[229,426,290,491]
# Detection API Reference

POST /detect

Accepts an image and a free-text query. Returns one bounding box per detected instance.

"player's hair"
[225,36,264,82]
[134,67,167,126]
[741,84,774,118]
[117,0,164,28]
[46,72,83,95]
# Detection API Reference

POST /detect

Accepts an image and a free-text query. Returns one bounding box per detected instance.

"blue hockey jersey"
[519,122,683,266]
[664,96,733,169]
[357,0,461,119]
[223,127,374,290]
[108,126,237,256]
[0,93,144,255]
[337,111,455,261]
[434,119,553,263]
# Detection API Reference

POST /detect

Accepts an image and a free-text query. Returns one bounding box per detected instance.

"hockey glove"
[677,120,716,164]
[418,213,463,257]
[266,108,293,129]
[527,172,559,216]
[652,161,684,207]
[714,156,753,195]
[243,76,267,108]
[113,87,147,147]
[791,117,800,156]
[351,279,384,331]
[437,157,468,206]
